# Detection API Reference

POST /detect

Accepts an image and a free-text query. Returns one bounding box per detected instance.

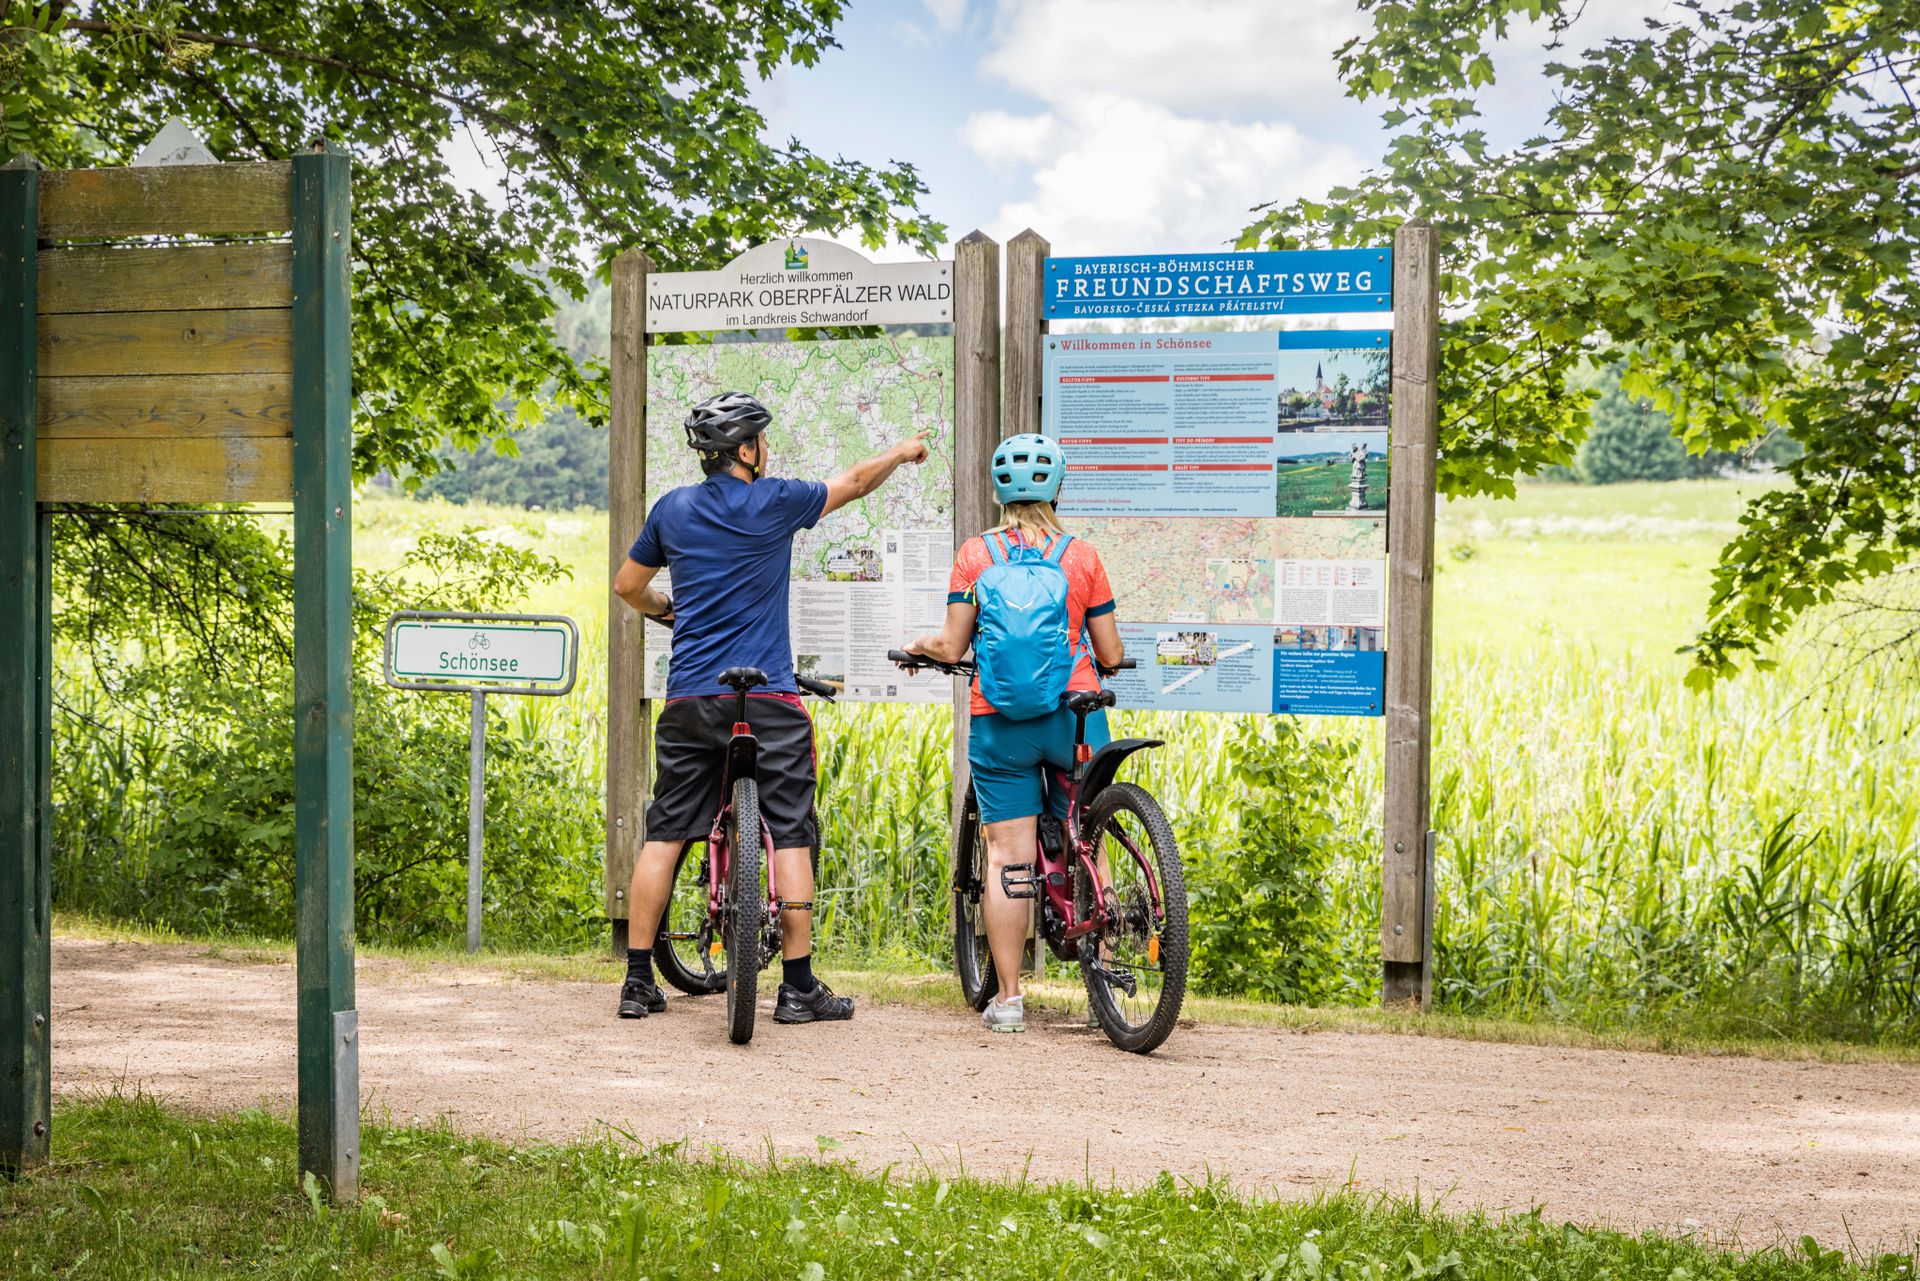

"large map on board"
[1044,327,1393,717]
[643,336,955,703]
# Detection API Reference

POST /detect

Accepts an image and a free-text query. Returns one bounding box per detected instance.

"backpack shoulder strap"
[1043,533,1073,564]
[983,532,1010,565]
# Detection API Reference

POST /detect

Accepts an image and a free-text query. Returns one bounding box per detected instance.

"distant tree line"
[1556,363,1803,486]
[412,281,612,509]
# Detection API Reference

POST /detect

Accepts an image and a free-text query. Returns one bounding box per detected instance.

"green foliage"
[49,513,603,947]
[413,406,611,511]
[1185,720,1349,1004]
[1238,0,1920,679]
[16,1095,1916,1280]
[1576,365,1690,484]
[1,0,940,484]
[412,284,615,509]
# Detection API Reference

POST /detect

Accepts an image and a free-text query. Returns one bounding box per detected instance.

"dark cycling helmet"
[684,391,772,453]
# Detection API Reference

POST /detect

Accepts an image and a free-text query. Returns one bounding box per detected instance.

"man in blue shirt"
[612,390,928,1025]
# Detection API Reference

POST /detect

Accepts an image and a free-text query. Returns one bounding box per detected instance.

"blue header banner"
[1044,247,1393,321]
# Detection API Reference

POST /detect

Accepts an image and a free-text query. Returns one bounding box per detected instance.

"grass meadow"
[346,476,1920,1043]
[18,1095,1911,1281]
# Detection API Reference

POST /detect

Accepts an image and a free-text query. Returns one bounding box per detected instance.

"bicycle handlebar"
[888,649,1136,679]
[795,674,839,701]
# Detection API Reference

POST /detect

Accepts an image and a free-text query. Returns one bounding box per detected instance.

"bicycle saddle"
[1064,688,1117,714]
[718,666,768,691]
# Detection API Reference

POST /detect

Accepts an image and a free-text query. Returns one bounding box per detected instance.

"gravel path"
[51,938,1920,1249]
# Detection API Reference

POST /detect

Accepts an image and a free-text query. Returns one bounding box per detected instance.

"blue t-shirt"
[628,473,829,698]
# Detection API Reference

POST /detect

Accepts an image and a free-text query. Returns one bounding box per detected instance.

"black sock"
[626,947,654,985]
[782,953,817,994]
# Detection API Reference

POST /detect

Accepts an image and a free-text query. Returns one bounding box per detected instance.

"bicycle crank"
[1091,961,1138,999]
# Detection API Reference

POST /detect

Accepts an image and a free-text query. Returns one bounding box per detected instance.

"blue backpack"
[973,532,1076,721]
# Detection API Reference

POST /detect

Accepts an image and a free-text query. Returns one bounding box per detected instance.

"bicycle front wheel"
[951,783,998,1011]
[1080,781,1188,1054]
[724,778,764,1045]
[654,842,727,997]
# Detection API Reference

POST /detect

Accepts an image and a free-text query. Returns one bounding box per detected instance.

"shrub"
[1183,718,1354,1004]
[49,514,603,949]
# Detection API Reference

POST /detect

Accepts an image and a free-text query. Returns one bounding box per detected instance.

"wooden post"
[0,155,50,1174]
[1003,230,1049,437]
[290,145,358,1196]
[999,229,1052,973]
[950,231,1001,829]
[1381,218,1439,1009]
[606,248,652,956]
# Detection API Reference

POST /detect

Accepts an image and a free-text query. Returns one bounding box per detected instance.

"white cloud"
[959,0,1371,254]
[963,94,1362,254]
[894,0,972,49]
[957,0,1676,256]
[962,109,1064,171]
[924,0,969,35]
[982,0,1365,117]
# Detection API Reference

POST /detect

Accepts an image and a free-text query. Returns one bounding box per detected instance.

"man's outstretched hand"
[896,433,930,465]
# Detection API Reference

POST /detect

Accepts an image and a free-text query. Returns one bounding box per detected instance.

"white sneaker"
[981,994,1025,1033]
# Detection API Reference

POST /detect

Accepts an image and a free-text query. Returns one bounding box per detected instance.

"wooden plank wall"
[32,161,295,503]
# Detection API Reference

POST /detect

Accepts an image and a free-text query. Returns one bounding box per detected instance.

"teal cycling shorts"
[967,706,1111,825]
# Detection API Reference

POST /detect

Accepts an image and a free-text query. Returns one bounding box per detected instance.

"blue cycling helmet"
[991,433,1066,504]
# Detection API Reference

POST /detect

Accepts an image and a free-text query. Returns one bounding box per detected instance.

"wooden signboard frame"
[602,238,989,955]
[0,145,357,1194]
[1021,220,1441,1008]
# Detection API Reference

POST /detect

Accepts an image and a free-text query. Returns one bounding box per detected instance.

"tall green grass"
[437,479,1920,1040]
[52,485,1920,1042]
[500,626,1920,1040]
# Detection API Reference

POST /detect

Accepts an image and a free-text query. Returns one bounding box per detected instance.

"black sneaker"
[618,976,667,1019]
[773,980,854,1024]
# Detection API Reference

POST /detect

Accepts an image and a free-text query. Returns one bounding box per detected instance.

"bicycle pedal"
[999,863,1040,900]
[1095,963,1138,998]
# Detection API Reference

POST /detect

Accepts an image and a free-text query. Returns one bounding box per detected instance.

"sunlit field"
[333,476,1920,1040]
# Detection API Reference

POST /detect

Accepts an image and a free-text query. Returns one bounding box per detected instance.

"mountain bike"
[647,663,837,1045]
[887,650,1189,1053]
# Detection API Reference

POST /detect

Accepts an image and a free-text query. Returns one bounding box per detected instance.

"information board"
[641,335,955,702]
[1045,248,1392,321]
[1044,328,1390,716]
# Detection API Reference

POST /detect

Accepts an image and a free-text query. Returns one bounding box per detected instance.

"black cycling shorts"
[645,694,819,848]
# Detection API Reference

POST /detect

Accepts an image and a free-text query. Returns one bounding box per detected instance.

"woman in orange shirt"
[904,434,1126,1033]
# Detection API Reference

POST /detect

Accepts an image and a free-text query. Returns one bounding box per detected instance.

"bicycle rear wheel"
[724,778,763,1045]
[654,842,727,997]
[1080,781,1188,1054]
[951,783,998,1011]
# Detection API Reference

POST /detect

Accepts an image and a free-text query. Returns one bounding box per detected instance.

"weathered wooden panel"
[605,248,653,935]
[36,436,293,503]
[38,308,292,377]
[1003,229,1049,437]
[36,373,291,438]
[1381,218,1440,997]
[951,230,1001,926]
[37,162,292,240]
[38,243,292,314]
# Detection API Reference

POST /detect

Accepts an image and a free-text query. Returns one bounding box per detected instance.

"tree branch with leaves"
[1240,0,1920,684]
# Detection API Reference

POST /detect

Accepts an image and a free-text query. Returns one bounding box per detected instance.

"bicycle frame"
[704,696,781,940]
[1033,729,1166,950]
[884,647,1167,961]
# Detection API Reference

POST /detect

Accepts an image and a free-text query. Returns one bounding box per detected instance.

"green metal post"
[291,145,357,1199]
[0,156,48,1174]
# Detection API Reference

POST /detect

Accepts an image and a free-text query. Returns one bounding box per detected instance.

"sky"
[750,0,1673,261]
